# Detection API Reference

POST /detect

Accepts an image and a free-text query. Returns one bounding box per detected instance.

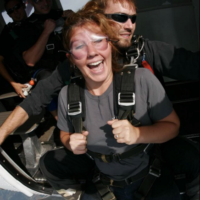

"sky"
[60,0,89,12]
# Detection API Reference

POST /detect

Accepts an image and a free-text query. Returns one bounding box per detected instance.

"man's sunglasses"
[105,13,137,24]
[7,3,21,14]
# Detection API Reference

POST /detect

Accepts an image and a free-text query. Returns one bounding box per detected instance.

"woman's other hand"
[69,131,88,154]
[107,119,139,145]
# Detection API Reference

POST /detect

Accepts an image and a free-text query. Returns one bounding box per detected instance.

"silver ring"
[116,134,119,139]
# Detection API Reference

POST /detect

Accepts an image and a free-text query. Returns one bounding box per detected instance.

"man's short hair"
[4,0,24,11]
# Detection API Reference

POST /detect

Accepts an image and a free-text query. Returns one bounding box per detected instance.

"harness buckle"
[68,102,82,116]
[112,153,121,162]
[125,178,134,185]
[46,44,55,50]
[92,174,100,183]
[149,166,161,177]
[143,143,154,154]
[101,154,109,163]
[118,92,135,106]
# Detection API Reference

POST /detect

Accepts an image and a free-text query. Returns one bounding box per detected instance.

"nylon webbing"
[68,81,83,133]
[116,67,137,122]
[134,158,161,200]
[87,144,148,163]
[95,181,116,200]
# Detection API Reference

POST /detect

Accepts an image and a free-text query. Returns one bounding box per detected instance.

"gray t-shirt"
[57,68,173,181]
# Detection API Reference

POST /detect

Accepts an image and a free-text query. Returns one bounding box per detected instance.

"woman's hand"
[108,110,180,144]
[69,131,89,154]
[107,119,139,145]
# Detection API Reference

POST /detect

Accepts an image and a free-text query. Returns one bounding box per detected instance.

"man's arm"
[0,59,69,145]
[20,59,70,116]
[0,55,27,98]
[0,106,28,145]
[23,19,56,67]
[145,39,200,81]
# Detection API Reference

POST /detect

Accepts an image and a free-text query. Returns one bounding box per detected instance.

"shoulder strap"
[114,66,140,126]
[67,77,85,133]
[67,66,139,133]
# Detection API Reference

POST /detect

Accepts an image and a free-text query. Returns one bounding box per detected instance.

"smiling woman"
[39,7,181,200]
[66,27,113,93]
[62,11,120,94]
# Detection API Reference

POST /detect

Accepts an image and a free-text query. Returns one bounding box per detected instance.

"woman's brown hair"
[86,0,136,12]
[63,9,120,72]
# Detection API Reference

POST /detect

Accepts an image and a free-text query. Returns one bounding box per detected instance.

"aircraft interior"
[0,0,199,199]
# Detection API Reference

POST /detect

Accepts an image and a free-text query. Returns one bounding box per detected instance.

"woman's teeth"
[88,61,102,68]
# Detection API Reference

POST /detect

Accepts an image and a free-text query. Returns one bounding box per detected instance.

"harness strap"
[94,181,116,200]
[133,145,162,200]
[116,67,141,128]
[134,158,161,200]
[93,152,161,200]
[87,144,148,163]
[98,166,149,188]
[114,66,137,124]
[68,80,85,133]
[118,67,136,116]
[93,147,161,199]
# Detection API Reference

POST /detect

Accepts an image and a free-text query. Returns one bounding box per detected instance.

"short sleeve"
[136,68,173,123]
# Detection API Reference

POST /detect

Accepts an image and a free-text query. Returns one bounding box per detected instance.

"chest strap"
[94,165,149,188]
[87,143,154,163]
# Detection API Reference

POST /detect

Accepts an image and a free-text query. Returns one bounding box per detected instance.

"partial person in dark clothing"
[19,0,72,69]
[13,0,73,118]
[0,0,199,199]
[12,0,73,98]
[0,0,28,96]
[0,0,73,98]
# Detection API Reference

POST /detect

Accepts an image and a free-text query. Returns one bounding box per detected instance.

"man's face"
[104,1,136,52]
[6,0,27,22]
[31,0,52,15]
